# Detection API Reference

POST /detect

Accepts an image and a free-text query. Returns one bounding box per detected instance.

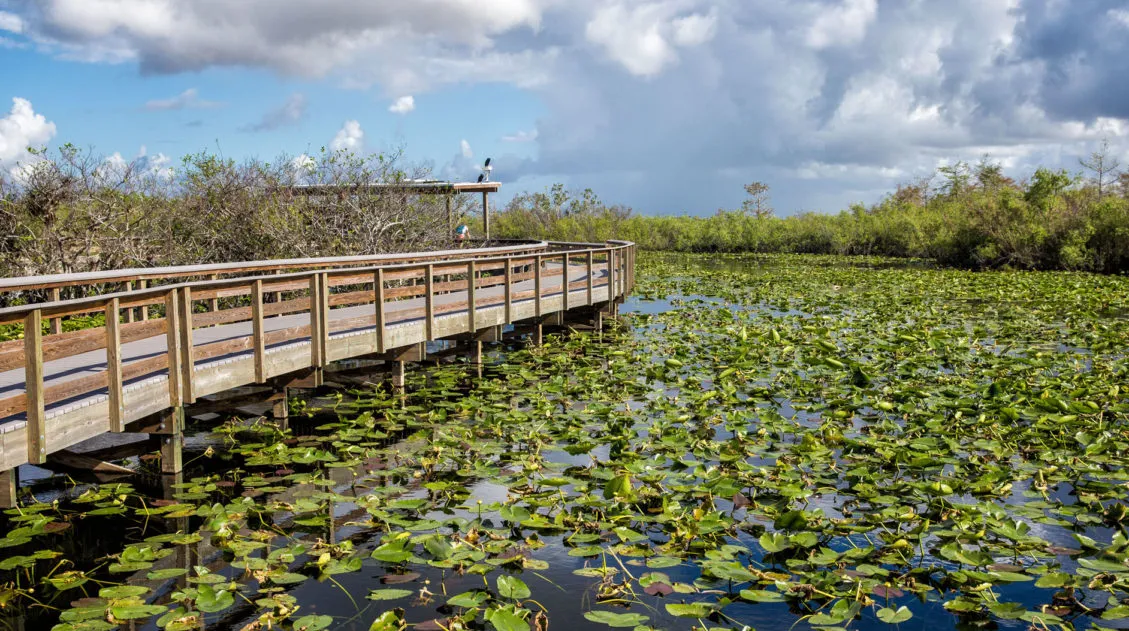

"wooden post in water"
[158,407,185,475]
[25,309,46,464]
[106,298,124,432]
[48,287,61,334]
[0,468,16,508]
[270,388,289,431]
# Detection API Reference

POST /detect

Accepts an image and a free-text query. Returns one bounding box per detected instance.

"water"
[5,253,1129,631]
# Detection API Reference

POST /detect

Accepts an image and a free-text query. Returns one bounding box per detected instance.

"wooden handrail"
[0,241,634,324]
[0,241,636,439]
[0,240,547,294]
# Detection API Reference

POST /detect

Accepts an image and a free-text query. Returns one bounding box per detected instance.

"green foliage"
[493,164,1129,273]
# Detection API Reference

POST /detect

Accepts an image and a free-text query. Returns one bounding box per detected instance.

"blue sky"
[1,1,1127,215]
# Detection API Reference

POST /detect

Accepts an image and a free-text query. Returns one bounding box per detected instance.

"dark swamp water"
[4,252,1129,631]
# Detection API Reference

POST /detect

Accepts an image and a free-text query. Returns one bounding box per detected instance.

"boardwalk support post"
[270,388,289,431]
[156,406,185,475]
[0,468,16,508]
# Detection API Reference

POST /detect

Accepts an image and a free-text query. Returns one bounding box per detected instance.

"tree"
[740,181,774,218]
[1079,139,1121,199]
[974,155,1011,190]
[936,161,972,198]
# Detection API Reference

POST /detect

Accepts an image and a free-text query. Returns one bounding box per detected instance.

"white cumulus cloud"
[0,11,24,33]
[460,139,473,158]
[388,95,415,115]
[807,0,879,49]
[0,98,57,171]
[330,120,364,152]
[585,2,717,77]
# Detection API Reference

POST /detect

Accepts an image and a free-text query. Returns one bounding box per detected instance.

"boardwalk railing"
[0,240,635,476]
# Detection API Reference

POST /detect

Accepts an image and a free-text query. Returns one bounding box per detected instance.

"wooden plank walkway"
[0,241,636,490]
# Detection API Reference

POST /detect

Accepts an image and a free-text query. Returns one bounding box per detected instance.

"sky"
[0,0,1127,216]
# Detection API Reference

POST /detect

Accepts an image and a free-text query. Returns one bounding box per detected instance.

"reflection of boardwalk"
[0,241,636,502]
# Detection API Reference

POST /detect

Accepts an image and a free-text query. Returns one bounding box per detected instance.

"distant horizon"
[1,2,1126,217]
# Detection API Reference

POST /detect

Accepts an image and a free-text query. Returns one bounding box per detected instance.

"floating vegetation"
[3,252,1129,631]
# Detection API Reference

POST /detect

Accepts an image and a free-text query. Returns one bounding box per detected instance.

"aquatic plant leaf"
[583,611,650,627]
[294,614,334,630]
[484,607,529,631]
[367,589,414,601]
[875,606,912,623]
[496,575,531,600]
[664,602,713,618]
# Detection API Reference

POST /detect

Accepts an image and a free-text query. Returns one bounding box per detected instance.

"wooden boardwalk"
[0,240,635,504]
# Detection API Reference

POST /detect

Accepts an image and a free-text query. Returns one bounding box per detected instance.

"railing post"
[534,255,542,318]
[318,273,330,360]
[586,251,594,306]
[125,281,135,324]
[209,274,220,314]
[48,287,61,335]
[504,258,513,324]
[106,298,124,432]
[467,260,477,333]
[562,252,569,311]
[608,249,617,301]
[165,290,183,408]
[624,248,630,295]
[252,280,265,383]
[139,279,149,321]
[309,274,324,367]
[178,287,195,403]
[424,264,434,339]
[374,269,386,354]
[24,309,46,464]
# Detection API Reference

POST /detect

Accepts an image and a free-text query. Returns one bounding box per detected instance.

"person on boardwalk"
[454,223,469,246]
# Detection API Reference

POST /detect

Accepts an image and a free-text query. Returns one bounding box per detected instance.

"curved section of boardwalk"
[0,240,636,480]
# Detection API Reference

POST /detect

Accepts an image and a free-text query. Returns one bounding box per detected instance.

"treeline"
[0,145,475,280]
[490,159,1129,273]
